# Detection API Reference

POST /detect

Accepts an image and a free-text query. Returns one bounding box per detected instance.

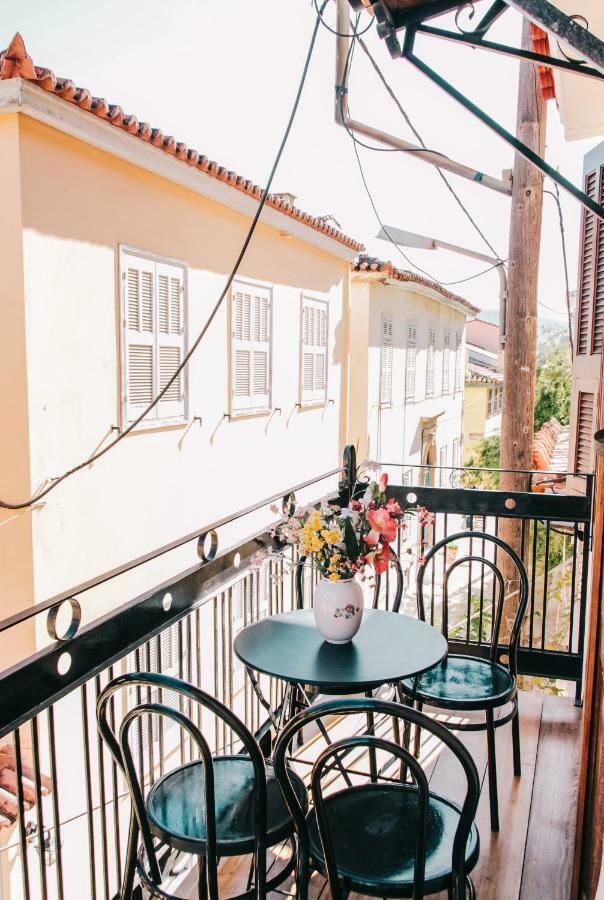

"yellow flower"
[310,510,323,532]
[328,572,341,581]
[321,527,342,545]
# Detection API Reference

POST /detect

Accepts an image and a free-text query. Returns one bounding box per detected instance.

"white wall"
[351,278,467,480]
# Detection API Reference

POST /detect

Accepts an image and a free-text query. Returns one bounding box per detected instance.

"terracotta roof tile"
[530,25,556,102]
[352,255,480,315]
[466,362,503,384]
[0,33,364,254]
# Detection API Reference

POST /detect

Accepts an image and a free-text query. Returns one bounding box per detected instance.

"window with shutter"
[593,166,604,352]
[426,327,436,397]
[442,330,451,394]
[577,170,598,355]
[121,248,187,426]
[452,437,459,469]
[231,281,272,413]
[380,314,393,408]
[439,445,447,486]
[454,332,463,392]
[300,295,328,405]
[575,391,595,474]
[406,323,417,401]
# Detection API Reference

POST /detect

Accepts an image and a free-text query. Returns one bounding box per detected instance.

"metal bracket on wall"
[346,0,604,220]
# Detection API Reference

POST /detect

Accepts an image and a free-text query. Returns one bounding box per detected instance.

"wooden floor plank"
[179,691,580,899]
[470,692,543,900]
[518,695,581,900]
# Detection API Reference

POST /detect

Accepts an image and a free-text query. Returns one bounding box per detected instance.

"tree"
[462,435,501,488]
[534,338,571,431]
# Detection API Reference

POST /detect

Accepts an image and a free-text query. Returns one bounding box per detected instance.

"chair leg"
[413,701,423,759]
[198,857,208,900]
[486,709,500,832]
[121,812,139,900]
[512,701,521,777]
[365,690,378,782]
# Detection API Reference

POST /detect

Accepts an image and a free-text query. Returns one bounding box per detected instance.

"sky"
[3,0,601,317]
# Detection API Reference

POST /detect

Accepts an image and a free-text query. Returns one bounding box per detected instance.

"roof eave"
[0,77,360,262]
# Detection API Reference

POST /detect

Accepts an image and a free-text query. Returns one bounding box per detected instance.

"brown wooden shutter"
[577,170,597,355]
[592,165,604,352]
[575,391,595,474]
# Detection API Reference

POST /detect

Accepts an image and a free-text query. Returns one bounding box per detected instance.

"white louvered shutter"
[426,328,436,397]
[232,283,271,412]
[442,330,451,394]
[380,314,393,407]
[454,332,463,391]
[301,297,328,405]
[406,323,417,401]
[156,262,186,421]
[124,256,156,422]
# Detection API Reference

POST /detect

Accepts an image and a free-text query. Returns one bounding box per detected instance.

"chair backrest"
[417,530,530,673]
[96,672,267,900]
[295,548,404,612]
[273,696,479,900]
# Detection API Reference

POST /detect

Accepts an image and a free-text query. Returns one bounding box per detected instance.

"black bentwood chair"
[96,672,306,900]
[274,697,480,900]
[398,531,530,833]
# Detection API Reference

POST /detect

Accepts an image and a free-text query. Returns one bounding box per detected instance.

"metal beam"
[503,0,604,75]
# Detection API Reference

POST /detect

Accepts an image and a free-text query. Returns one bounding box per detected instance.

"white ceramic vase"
[313,577,364,644]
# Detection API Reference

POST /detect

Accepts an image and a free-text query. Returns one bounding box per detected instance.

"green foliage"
[534,339,571,431]
[462,435,501,488]
[449,593,493,643]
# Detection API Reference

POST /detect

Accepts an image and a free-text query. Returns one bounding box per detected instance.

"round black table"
[234,608,447,693]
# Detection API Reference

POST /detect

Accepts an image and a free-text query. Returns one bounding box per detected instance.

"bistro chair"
[96,672,306,900]
[398,531,529,833]
[274,696,480,899]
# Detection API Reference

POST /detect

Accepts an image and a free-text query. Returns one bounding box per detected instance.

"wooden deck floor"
[183,691,581,899]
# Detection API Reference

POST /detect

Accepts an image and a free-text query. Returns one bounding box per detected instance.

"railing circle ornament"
[197,530,218,563]
[282,493,297,517]
[47,598,82,642]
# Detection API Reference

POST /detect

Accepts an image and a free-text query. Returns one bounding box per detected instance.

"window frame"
[229,278,274,418]
[426,326,436,397]
[119,244,188,430]
[380,312,394,409]
[442,329,451,394]
[299,294,329,408]
[405,321,417,402]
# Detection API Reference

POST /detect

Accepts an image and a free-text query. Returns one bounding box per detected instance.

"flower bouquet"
[270,473,404,643]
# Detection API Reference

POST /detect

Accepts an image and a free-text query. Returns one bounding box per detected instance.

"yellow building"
[463,319,503,454]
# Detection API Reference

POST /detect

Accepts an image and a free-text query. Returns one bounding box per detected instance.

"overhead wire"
[0,2,328,510]
[340,22,507,287]
[355,34,504,263]
[544,184,574,358]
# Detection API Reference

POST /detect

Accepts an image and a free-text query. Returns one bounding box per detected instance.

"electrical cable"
[0,3,328,510]
[341,16,507,287]
[544,184,574,359]
[313,0,375,37]
[356,34,504,263]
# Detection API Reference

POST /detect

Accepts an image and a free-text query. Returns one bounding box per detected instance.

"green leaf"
[343,516,359,562]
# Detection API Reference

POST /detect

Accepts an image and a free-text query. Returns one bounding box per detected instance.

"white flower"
[363,485,373,506]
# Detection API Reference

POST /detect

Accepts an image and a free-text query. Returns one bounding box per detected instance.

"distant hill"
[474,308,570,352]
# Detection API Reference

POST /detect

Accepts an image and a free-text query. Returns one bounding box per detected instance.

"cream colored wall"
[347,280,371,460]
[350,278,466,477]
[0,114,36,664]
[463,383,489,451]
[6,115,350,628]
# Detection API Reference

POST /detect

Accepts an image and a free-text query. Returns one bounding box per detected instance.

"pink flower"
[385,498,402,516]
[374,543,393,575]
[366,507,398,545]
[350,499,364,512]
[379,473,388,492]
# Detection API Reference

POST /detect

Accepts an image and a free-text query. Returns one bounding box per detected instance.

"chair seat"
[400,655,516,710]
[147,755,306,855]
[307,783,479,895]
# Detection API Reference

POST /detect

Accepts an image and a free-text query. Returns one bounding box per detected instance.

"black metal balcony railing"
[0,450,593,900]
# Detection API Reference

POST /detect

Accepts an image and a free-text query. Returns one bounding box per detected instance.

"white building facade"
[349,258,479,486]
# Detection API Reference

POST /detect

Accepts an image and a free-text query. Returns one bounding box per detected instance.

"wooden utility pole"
[499,19,546,625]
[500,19,546,547]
